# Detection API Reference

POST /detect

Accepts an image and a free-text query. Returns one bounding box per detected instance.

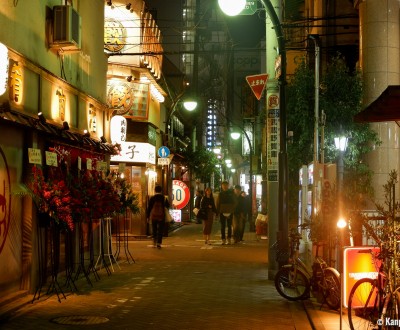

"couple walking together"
[197,181,247,245]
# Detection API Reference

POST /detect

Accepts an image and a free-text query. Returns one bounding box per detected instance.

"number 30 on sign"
[172,180,190,209]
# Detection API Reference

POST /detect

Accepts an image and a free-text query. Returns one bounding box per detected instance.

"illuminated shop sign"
[343,246,381,308]
[107,81,149,119]
[0,43,8,96]
[10,62,22,104]
[111,142,155,164]
[110,115,127,143]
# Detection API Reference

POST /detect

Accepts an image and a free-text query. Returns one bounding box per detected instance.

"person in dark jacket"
[194,189,203,224]
[233,185,246,243]
[199,187,217,244]
[146,185,169,249]
[216,181,235,244]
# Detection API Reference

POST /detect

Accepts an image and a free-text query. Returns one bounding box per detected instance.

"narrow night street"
[0,222,314,330]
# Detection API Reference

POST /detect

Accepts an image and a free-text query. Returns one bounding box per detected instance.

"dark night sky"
[145,0,265,50]
[224,12,266,48]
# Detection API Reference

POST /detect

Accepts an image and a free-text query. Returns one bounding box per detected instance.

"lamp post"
[165,91,197,139]
[219,0,288,263]
[334,135,348,206]
[336,217,347,330]
[164,91,197,196]
[335,134,347,330]
[231,128,253,219]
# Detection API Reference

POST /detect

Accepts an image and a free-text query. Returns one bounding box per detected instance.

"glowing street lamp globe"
[337,217,347,229]
[230,132,241,140]
[218,0,246,16]
[183,100,197,111]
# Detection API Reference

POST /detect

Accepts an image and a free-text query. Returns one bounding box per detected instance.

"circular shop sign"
[172,180,190,209]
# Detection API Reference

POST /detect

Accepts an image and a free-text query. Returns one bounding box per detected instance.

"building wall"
[0,126,24,295]
[359,0,400,207]
[0,0,108,103]
[0,1,111,294]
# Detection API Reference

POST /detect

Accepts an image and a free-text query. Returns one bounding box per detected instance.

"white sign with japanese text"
[28,148,42,165]
[45,151,58,167]
[111,142,155,164]
[157,158,170,166]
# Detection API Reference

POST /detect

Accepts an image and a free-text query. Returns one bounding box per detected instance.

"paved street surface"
[0,221,337,330]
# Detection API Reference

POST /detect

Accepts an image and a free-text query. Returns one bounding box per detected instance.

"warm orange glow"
[343,247,381,308]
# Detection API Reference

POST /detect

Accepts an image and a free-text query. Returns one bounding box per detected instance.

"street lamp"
[219,0,288,263]
[165,92,198,138]
[335,134,347,330]
[231,128,253,219]
[218,0,246,16]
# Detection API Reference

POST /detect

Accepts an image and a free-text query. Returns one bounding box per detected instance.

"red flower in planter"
[29,165,74,231]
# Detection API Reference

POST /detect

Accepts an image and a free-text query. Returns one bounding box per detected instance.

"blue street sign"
[158,146,170,158]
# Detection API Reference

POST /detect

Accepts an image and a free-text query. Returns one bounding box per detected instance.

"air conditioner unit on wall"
[51,5,81,52]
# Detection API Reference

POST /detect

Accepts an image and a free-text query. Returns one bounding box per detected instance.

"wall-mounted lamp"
[126,3,131,10]
[126,75,133,82]
[62,121,70,130]
[100,136,107,143]
[38,112,46,124]
[106,0,112,6]
[83,129,90,137]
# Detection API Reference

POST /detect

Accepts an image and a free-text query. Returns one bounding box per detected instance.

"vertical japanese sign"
[267,93,279,182]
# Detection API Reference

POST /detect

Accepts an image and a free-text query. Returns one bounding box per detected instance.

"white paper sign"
[87,158,92,170]
[45,151,58,167]
[28,148,42,165]
[78,156,81,170]
[96,161,107,172]
[157,158,170,166]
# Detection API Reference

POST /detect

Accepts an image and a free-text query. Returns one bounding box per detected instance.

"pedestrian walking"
[147,185,169,249]
[233,185,246,244]
[194,189,203,224]
[216,181,235,244]
[240,190,251,239]
[198,187,217,244]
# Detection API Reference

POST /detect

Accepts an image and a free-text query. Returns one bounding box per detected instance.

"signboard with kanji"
[246,74,268,100]
[107,81,150,119]
[239,1,258,15]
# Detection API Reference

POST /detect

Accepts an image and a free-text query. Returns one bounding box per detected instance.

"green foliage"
[113,177,140,215]
[181,146,221,185]
[287,54,380,226]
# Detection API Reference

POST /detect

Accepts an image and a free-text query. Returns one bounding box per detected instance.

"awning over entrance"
[0,104,117,155]
[354,85,400,124]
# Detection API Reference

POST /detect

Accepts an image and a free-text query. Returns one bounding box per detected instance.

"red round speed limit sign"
[172,180,190,209]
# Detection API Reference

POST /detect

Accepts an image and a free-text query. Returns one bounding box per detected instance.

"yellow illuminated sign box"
[343,246,381,308]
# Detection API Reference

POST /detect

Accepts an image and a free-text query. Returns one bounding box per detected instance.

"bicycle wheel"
[322,268,340,310]
[381,291,400,330]
[348,278,380,330]
[274,267,310,301]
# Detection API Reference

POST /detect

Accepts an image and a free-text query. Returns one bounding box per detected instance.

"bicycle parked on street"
[347,241,400,330]
[274,226,341,310]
